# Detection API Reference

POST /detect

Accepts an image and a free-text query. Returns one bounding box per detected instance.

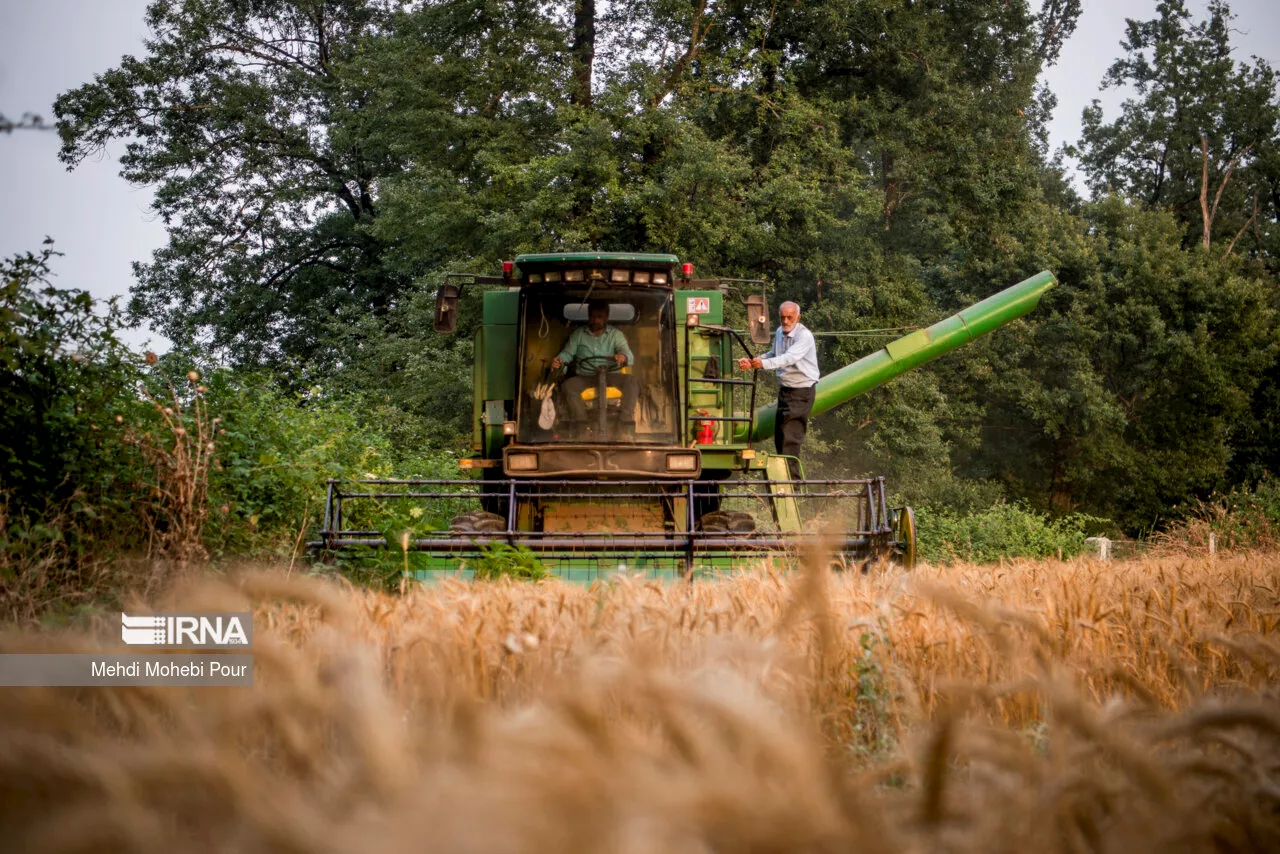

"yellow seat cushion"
[577,366,630,402]
[580,386,622,402]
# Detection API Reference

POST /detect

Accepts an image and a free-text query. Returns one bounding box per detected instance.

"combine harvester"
[310,254,1055,580]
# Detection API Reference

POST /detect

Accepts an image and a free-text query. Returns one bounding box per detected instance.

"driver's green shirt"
[556,324,634,370]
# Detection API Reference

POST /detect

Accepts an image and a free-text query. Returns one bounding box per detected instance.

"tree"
[0,242,140,514]
[1076,0,1280,256]
[57,0,1108,494]
[0,112,55,134]
[54,0,399,367]
[956,198,1279,529]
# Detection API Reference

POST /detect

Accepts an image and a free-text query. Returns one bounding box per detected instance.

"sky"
[2,0,1279,352]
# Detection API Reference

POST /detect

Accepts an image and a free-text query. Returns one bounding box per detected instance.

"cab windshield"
[517,287,679,444]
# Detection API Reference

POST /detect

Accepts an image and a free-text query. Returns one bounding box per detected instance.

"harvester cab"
[513,266,682,448]
[312,254,1057,581]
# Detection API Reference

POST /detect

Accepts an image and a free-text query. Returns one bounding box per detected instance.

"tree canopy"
[51,0,1280,531]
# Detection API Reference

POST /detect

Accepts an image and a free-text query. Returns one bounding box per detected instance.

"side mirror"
[746,293,771,345]
[433,284,460,333]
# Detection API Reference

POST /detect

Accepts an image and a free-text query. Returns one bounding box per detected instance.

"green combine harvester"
[310,254,1056,580]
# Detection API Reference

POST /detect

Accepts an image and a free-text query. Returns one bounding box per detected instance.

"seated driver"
[551,300,639,431]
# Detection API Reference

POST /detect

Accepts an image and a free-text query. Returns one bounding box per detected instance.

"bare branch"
[1201,134,1252,249]
[646,0,714,110]
[0,112,54,133]
[1224,190,1260,257]
[1201,134,1211,248]
[1209,143,1251,225]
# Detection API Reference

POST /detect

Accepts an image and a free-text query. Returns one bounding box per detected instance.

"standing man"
[737,301,819,481]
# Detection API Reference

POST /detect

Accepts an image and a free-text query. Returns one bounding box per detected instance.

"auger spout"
[746,270,1057,442]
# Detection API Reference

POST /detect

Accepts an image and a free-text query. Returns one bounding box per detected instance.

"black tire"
[699,510,754,535]
[693,473,728,518]
[698,511,730,530]
[453,511,505,531]
[480,468,509,517]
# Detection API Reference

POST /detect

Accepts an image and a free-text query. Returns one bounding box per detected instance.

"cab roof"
[515,252,678,269]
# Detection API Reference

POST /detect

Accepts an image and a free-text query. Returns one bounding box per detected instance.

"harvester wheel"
[450,510,506,533]
[891,506,917,570]
[697,511,730,533]
[473,516,506,533]
[698,511,755,534]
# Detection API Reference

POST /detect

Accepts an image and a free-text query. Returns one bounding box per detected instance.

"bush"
[0,243,145,529]
[916,501,1109,565]
[0,492,125,624]
[471,543,548,581]
[196,371,465,557]
[1154,476,1280,553]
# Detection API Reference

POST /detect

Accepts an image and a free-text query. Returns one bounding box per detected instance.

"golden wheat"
[0,551,1277,852]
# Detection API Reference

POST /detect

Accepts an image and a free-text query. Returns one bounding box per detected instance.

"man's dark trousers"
[774,384,815,481]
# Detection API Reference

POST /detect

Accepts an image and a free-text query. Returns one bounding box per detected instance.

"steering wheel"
[575,354,623,375]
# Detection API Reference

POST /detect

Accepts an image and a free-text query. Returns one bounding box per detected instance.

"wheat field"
[1,552,1278,853]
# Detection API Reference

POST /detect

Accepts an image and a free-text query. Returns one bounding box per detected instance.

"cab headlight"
[666,453,699,472]
[507,453,539,472]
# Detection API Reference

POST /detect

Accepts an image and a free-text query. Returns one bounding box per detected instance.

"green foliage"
[196,371,463,556]
[42,0,1280,547]
[944,198,1280,530]
[1075,0,1280,254]
[0,243,145,528]
[54,0,400,367]
[470,543,548,581]
[323,281,476,449]
[917,502,1109,565]
[846,630,897,760]
[1157,475,1280,552]
[0,493,129,625]
[0,245,475,575]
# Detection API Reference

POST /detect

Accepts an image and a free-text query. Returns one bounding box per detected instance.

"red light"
[681,263,693,278]
[502,260,514,274]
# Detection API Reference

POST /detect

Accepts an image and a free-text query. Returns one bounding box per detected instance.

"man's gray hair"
[779,300,800,315]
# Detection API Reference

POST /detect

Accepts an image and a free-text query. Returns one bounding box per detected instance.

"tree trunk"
[571,0,595,109]
[1049,449,1073,511]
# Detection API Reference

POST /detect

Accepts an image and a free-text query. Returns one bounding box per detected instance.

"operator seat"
[578,365,632,429]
